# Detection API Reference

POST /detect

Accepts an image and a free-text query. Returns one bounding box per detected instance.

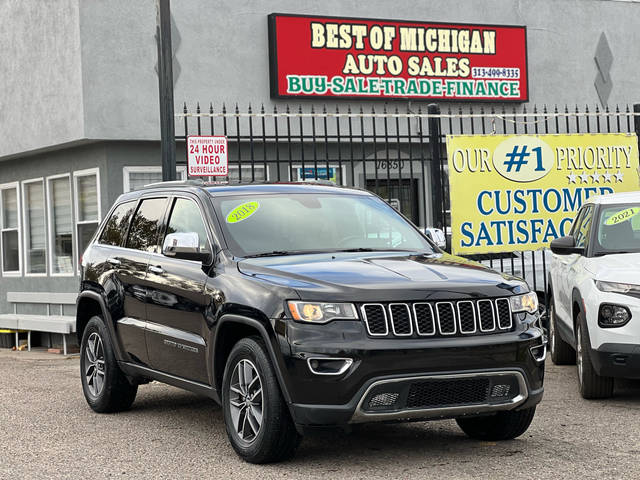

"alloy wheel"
[85,332,106,397]
[228,359,263,443]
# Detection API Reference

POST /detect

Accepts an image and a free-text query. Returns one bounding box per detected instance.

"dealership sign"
[187,136,228,177]
[268,14,528,101]
[447,134,640,254]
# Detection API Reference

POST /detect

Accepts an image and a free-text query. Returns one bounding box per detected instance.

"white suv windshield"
[211,193,434,257]
[594,203,640,255]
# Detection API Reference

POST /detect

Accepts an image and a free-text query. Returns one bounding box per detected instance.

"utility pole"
[156,0,176,181]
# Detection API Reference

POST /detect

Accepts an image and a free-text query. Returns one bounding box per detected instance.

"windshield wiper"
[243,249,332,258]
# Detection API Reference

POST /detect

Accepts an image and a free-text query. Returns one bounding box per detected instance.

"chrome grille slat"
[495,298,513,330]
[389,303,413,336]
[457,300,477,334]
[436,302,456,335]
[477,299,496,332]
[360,298,514,338]
[413,303,435,336]
[361,304,388,336]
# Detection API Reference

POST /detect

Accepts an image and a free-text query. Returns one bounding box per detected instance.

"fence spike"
[209,102,214,114]
[222,103,227,114]
[196,102,200,113]
[248,103,252,113]
[322,104,327,114]
[260,103,265,114]
[183,102,187,114]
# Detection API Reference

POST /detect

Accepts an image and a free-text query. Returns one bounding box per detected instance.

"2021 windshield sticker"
[604,207,640,225]
[226,201,260,224]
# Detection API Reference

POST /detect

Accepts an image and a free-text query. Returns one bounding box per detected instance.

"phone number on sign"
[472,67,520,79]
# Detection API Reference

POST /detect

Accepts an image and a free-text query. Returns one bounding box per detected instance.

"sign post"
[187,136,228,177]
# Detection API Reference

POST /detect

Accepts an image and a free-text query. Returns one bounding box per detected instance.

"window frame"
[73,168,101,260]
[0,181,22,276]
[161,195,214,257]
[46,173,75,277]
[123,166,187,193]
[22,177,48,277]
[288,164,345,185]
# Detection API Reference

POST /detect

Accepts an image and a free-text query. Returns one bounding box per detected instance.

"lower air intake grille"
[406,378,491,409]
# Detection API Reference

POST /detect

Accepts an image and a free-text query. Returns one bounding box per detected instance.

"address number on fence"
[187,136,228,177]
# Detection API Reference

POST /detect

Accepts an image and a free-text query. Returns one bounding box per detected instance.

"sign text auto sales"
[268,14,528,101]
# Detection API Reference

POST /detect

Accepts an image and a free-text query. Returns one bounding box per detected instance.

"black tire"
[549,298,575,365]
[456,407,536,441]
[222,337,301,463]
[80,316,138,413]
[576,313,614,399]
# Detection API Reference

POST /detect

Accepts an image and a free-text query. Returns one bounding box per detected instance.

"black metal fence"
[176,102,640,310]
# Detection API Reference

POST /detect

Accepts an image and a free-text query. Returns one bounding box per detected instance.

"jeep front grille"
[360,298,513,338]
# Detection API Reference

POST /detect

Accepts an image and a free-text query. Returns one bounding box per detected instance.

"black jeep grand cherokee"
[77,181,545,463]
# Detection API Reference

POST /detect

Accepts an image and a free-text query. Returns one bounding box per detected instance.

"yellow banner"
[446,133,640,254]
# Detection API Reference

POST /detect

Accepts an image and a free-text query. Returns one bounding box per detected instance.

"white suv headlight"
[287,301,358,324]
[509,292,538,314]
[595,280,640,295]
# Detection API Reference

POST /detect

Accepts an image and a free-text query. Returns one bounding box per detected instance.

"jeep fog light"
[509,292,538,314]
[599,304,631,327]
[288,301,358,324]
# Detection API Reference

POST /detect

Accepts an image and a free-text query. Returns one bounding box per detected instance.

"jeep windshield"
[211,193,435,258]
[594,203,640,255]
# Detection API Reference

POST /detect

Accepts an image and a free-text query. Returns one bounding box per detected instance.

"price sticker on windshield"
[604,207,640,225]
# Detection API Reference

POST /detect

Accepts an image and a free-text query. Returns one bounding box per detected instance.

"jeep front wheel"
[456,407,536,441]
[222,337,301,463]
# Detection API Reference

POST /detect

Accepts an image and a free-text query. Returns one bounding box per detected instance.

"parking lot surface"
[1,349,639,479]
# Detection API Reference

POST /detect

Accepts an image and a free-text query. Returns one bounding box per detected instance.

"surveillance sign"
[187,136,228,176]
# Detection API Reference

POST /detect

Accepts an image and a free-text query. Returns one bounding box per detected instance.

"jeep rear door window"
[99,201,137,247]
[594,203,640,254]
[125,198,168,253]
[211,193,434,257]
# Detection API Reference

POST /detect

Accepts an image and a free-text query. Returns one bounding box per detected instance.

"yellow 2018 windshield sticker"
[226,201,260,223]
[604,207,640,225]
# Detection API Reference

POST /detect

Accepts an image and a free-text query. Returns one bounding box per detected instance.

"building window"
[74,169,101,257]
[228,164,268,183]
[23,179,47,275]
[123,166,187,192]
[1,183,21,275]
[289,164,345,185]
[47,175,73,275]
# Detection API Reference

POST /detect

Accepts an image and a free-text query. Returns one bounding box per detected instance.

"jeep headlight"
[287,301,358,324]
[595,280,640,296]
[509,292,538,314]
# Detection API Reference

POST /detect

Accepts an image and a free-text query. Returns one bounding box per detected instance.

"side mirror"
[163,232,211,263]
[550,235,584,255]
[424,227,447,249]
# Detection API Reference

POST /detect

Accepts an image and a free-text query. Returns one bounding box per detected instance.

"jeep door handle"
[107,258,121,266]
[149,265,164,275]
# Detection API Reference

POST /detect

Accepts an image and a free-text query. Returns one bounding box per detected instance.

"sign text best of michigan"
[447,133,640,254]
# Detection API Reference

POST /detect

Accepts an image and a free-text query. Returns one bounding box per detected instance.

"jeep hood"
[237,251,527,302]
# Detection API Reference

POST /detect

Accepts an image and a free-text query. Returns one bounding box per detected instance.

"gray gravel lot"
[1,349,639,479]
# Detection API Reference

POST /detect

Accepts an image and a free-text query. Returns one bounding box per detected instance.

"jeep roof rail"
[141,179,207,189]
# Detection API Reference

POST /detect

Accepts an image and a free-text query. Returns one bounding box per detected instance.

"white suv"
[548,192,640,399]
